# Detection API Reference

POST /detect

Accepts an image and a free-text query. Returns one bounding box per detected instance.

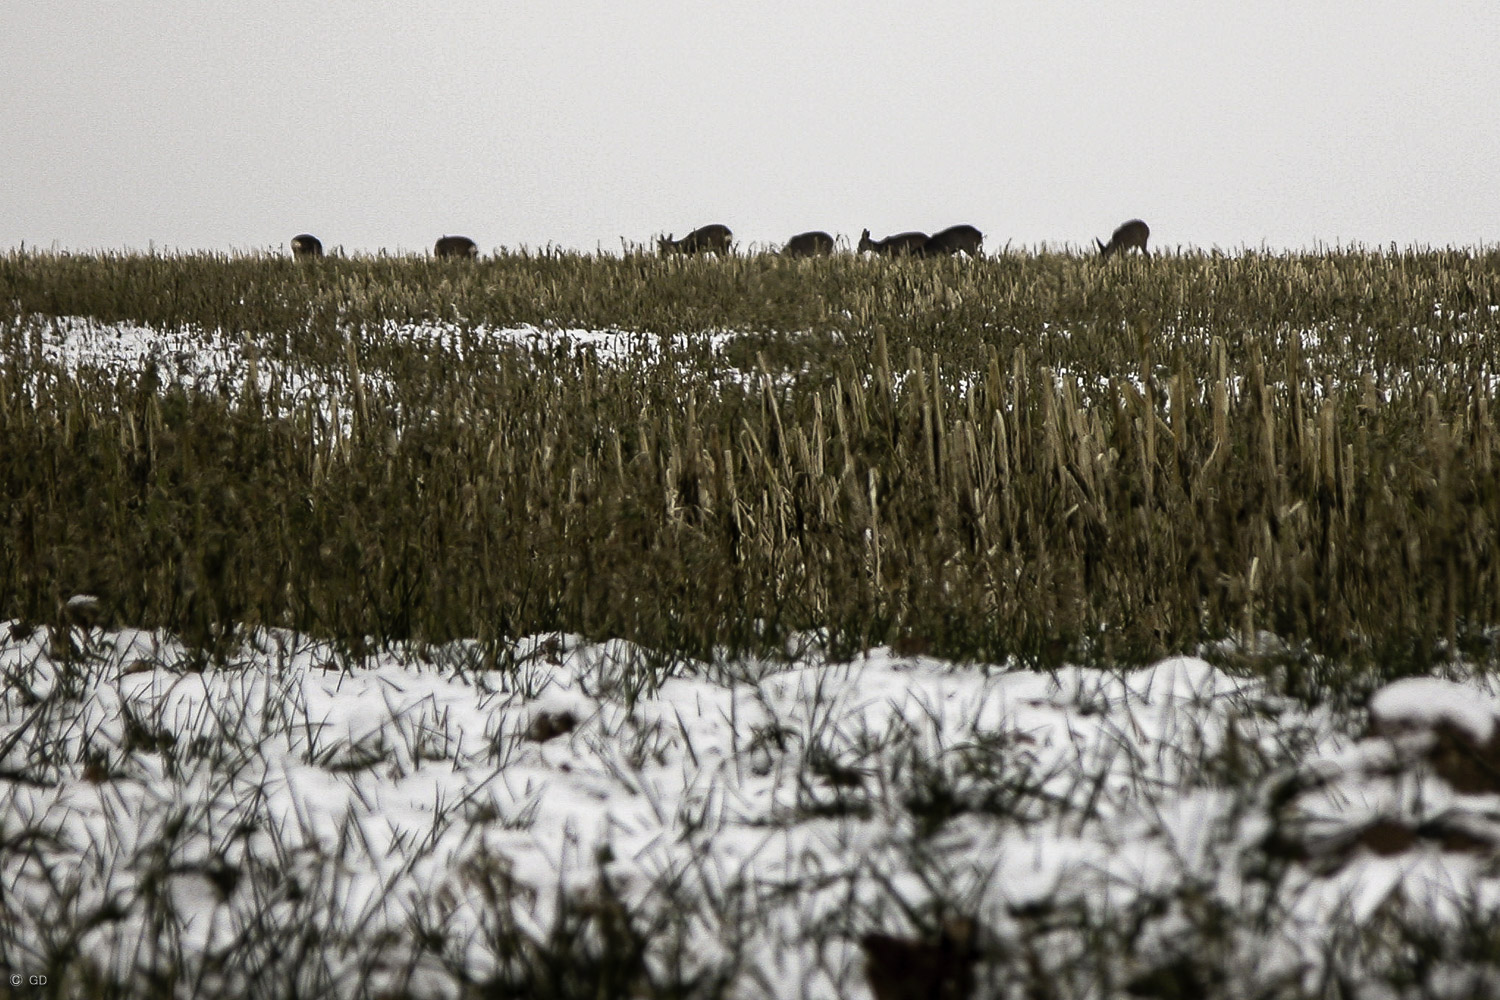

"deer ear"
[1096,238,1107,253]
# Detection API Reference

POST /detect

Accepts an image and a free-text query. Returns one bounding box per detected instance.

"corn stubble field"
[4,247,1500,998]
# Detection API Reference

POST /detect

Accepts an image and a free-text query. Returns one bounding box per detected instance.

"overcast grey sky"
[4,3,1497,255]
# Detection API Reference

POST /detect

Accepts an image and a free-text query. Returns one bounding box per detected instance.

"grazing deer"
[658,224,733,256]
[290,234,323,259]
[782,231,836,257]
[922,225,984,257]
[1097,219,1150,258]
[434,235,479,259]
[858,229,930,256]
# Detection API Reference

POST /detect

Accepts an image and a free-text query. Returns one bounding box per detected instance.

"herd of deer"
[288,219,1151,261]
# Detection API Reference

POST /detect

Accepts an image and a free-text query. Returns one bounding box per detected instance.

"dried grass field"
[4,246,1500,998]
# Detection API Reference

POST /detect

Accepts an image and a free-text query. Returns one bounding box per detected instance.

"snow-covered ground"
[3,314,759,399]
[4,620,1500,997]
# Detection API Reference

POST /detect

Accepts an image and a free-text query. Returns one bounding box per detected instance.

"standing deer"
[434,235,479,259]
[1097,219,1150,258]
[782,231,835,257]
[290,234,323,259]
[658,224,733,256]
[921,224,984,257]
[858,229,930,256]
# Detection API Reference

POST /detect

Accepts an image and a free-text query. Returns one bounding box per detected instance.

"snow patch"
[1368,676,1498,743]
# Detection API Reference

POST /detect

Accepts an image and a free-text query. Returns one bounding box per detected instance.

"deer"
[782,231,836,257]
[858,229,930,256]
[290,234,323,259]
[921,224,984,257]
[658,224,733,256]
[434,235,479,259]
[1097,219,1150,258]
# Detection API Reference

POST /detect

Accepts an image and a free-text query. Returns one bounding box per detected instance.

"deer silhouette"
[1097,219,1150,258]
[658,224,733,255]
